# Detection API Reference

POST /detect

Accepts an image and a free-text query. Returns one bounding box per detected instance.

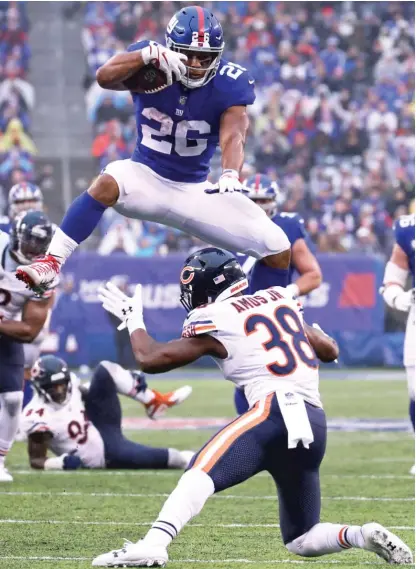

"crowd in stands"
[0,1,37,213]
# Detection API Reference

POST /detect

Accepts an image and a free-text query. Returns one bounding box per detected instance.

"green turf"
[1,376,414,568]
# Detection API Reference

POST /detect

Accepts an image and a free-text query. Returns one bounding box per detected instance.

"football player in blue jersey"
[16,6,290,295]
[234,173,322,414]
[381,213,415,474]
[0,182,44,234]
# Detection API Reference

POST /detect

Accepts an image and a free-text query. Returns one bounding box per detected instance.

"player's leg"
[0,339,25,482]
[170,185,291,287]
[85,361,191,470]
[92,394,275,566]
[277,405,412,563]
[234,386,249,414]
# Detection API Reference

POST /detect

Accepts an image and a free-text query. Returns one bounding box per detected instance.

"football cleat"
[410,464,415,476]
[145,385,192,420]
[0,466,13,482]
[92,540,168,567]
[362,523,413,564]
[15,254,61,294]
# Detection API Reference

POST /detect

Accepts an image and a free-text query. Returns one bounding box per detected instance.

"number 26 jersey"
[182,287,322,409]
[127,40,255,184]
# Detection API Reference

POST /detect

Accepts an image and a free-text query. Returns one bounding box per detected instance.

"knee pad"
[0,391,23,416]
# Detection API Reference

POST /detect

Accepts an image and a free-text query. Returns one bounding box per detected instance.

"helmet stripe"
[196,6,205,46]
[255,173,261,191]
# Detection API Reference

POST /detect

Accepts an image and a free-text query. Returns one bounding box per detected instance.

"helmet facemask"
[166,38,223,89]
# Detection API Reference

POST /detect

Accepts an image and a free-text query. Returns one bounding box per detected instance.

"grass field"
[1,373,414,569]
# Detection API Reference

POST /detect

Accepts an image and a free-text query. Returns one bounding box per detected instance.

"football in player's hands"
[122,65,172,94]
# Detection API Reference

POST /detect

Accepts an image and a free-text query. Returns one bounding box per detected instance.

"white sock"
[47,227,78,264]
[167,449,189,469]
[143,469,215,548]
[286,523,365,557]
[98,361,154,404]
[0,391,24,464]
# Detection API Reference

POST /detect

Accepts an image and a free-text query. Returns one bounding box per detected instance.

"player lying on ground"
[235,173,322,414]
[0,210,54,482]
[16,5,291,297]
[92,247,412,566]
[22,355,193,470]
[381,213,415,475]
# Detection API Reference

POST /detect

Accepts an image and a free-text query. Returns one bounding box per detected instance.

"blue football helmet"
[10,210,53,265]
[8,182,43,219]
[244,174,280,218]
[180,247,248,312]
[165,6,224,89]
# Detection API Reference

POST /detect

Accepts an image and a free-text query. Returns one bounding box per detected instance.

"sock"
[167,448,190,469]
[0,391,24,465]
[286,523,364,557]
[143,469,215,548]
[410,399,415,431]
[234,387,249,415]
[98,361,154,404]
[249,261,289,293]
[49,192,107,261]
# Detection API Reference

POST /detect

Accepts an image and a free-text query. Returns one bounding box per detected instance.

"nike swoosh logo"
[249,79,255,84]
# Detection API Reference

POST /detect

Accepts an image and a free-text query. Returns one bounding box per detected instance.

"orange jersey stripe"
[193,394,273,473]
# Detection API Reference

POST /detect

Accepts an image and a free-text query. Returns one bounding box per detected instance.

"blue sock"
[60,192,107,244]
[410,399,415,431]
[234,388,249,415]
[249,261,290,293]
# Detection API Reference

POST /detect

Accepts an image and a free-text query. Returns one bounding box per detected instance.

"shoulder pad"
[215,60,255,107]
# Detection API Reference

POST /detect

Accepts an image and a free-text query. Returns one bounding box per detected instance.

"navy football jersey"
[127,41,255,183]
[394,214,415,286]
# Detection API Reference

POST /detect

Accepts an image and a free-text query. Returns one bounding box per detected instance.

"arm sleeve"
[127,40,150,53]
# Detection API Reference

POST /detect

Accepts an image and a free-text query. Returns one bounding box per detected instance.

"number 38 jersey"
[182,287,322,409]
[21,376,105,468]
[127,40,255,183]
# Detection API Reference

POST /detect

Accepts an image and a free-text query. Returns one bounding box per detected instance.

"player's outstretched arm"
[130,330,226,374]
[304,322,339,363]
[0,295,53,343]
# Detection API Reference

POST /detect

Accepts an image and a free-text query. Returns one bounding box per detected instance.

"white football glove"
[392,288,415,312]
[141,41,187,86]
[206,169,246,194]
[98,282,145,333]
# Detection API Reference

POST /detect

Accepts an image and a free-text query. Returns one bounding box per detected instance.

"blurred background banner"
[46,252,392,368]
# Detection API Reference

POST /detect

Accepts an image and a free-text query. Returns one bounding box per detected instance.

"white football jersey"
[0,231,52,321]
[182,286,322,408]
[21,375,106,468]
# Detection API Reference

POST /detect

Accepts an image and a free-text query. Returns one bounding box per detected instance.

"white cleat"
[145,385,193,420]
[410,464,415,476]
[15,254,61,294]
[362,523,413,564]
[92,540,168,567]
[0,466,13,482]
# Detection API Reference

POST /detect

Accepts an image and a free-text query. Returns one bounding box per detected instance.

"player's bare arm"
[0,295,53,343]
[96,50,146,91]
[382,243,413,311]
[304,322,339,363]
[28,431,52,469]
[219,105,249,174]
[130,330,227,374]
[291,239,322,296]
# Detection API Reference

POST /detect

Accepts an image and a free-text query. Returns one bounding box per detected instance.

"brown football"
[122,65,171,94]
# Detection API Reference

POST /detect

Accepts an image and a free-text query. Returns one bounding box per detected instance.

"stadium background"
[0,0,414,367]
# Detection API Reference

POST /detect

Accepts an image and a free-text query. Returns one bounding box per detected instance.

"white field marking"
[0,519,413,531]
[0,556,388,565]
[12,470,414,480]
[0,491,413,502]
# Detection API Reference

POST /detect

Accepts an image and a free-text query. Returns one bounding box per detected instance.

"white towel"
[276,391,314,449]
